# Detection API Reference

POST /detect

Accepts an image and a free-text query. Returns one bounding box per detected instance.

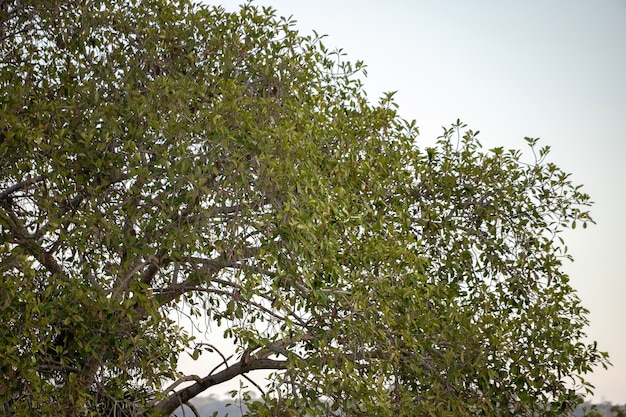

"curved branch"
[0,175,43,199]
[154,357,288,415]
[161,375,203,396]
[183,400,201,417]
[0,205,65,277]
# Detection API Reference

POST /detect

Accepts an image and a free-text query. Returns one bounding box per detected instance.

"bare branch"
[183,400,202,417]
[139,252,166,285]
[161,375,203,396]
[241,373,266,397]
[0,175,43,199]
[248,334,317,361]
[194,343,233,376]
[154,357,288,415]
[38,363,80,373]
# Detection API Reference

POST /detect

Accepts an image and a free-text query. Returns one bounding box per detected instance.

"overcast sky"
[200,0,626,404]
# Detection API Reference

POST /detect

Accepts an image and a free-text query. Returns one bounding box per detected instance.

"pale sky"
[200,0,626,404]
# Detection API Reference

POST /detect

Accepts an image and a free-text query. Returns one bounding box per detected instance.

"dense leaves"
[0,0,608,416]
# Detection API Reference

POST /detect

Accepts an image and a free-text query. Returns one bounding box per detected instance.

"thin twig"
[183,400,201,417]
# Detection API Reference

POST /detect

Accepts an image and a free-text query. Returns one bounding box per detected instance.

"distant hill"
[574,402,626,417]
[170,394,250,417]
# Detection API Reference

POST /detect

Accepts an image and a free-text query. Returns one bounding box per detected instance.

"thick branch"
[0,205,64,276]
[155,357,288,415]
[0,175,43,199]
[154,248,261,306]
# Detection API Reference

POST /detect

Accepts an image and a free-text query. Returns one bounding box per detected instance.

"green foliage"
[0,0,609,416]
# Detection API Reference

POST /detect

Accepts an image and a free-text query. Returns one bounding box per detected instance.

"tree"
[610,405,626,417]
[0,0,609,415]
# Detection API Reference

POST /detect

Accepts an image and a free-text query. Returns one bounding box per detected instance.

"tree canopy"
[0,0,609,415]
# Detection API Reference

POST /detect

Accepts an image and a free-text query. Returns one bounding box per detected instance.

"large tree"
[0,0,609,415]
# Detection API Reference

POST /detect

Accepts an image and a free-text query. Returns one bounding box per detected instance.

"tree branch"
[183,400,202,417]
[160,375,203,396]
[153,247,261,306]
[0,205,64,277]
[154,357,288,415]
[0,175,43,199]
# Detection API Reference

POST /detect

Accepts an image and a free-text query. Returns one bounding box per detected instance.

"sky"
[199,0,626,404]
